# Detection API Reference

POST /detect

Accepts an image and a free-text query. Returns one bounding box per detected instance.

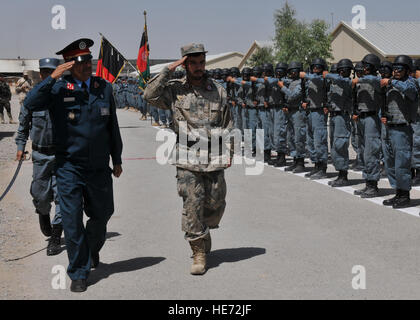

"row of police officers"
[205,54,420,209]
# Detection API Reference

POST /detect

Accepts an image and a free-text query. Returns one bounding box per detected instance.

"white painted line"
[151,123,419,217]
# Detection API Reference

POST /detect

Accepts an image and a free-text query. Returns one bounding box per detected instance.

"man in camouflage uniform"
[16,71,33,107]
[0,75,14,124]
[144,43,233,276]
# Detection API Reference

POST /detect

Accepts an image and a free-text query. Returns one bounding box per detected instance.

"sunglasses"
[392,65,405,72]
[68,54,93,64]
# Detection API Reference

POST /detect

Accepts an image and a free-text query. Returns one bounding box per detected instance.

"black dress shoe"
[70,279,87,292]
[91,252,100,269]
[38,214,52,237]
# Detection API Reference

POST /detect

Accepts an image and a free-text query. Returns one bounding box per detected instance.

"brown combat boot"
[189,238,207,275]
[204,232,211,254]
[0,113,5,124]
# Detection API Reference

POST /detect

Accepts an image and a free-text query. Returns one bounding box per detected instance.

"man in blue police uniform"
[352,54,383,198]
[16,58,63,256]
[299,58,329,179]
[358,55,418,208]
[24,38,123,292]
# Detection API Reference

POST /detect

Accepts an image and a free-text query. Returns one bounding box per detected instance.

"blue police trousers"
[247,107,258,151]
[234,105,243,134]
[306,110,328,164]
[330,113,351,171]
[30,151,61,225]
[350,118,358,155]
[288,109,307,159]
[383,124,413,191]
[271,107,288,154]
[158,109,173,125]
[56,162,114,280]
[411,115,420,169]
[356,115,381,181]
[258,107,272,150]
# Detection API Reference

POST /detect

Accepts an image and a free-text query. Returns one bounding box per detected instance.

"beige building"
[238,40,274,70]
[331,21,420,63]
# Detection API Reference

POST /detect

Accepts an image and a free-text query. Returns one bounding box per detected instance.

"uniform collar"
[74,77,91,91]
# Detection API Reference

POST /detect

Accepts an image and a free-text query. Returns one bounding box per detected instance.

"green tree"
[273,1,332,69]
[248,46,275,67]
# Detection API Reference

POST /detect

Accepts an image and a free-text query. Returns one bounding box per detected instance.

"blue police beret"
[39,58,60,69]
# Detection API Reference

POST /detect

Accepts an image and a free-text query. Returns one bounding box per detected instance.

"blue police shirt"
[23,75,123,169]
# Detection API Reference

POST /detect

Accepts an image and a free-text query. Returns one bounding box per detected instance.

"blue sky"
[1,0,419,60]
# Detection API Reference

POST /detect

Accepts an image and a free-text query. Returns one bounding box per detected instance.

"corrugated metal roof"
[0,59,39,73]
[135,52,244,76]
[344,21,420,56]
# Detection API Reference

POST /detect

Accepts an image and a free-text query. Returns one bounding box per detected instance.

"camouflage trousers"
[176,167,227,242]
[0,101,11,114]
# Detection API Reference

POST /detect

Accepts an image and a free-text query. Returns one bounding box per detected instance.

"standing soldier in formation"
[411,59,420,185]
[269,63,290,167]
[325,59,354,187]
[378,55,418,208]
[352,54,383,198]
[280,62,307,173]
[229,67,242,133]
[15,58,63,256]
[350,61,364,170]
[300,58,329,179]
[144,43,233,276]
[237,68,257,155]
[0,75,14,124]
[250,66,269,160]
[24,38,123,292]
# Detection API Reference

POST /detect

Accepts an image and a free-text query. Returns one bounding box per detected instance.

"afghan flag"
[96,37,126,83]
[136,25,150,89]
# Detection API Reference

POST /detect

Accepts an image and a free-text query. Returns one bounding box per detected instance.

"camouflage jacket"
[144,66,233,172]
[16,78,32,104]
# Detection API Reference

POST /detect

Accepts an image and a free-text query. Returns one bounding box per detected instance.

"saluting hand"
[51,61,75,80]
[113,164,123,178]
[169,56,187,72]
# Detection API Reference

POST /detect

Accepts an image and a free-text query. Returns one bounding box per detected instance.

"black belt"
[330,110,346,117]
[388,123,410,127]
[32,144,55,156]
[358,111,377,118]
[308,107,324,112]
